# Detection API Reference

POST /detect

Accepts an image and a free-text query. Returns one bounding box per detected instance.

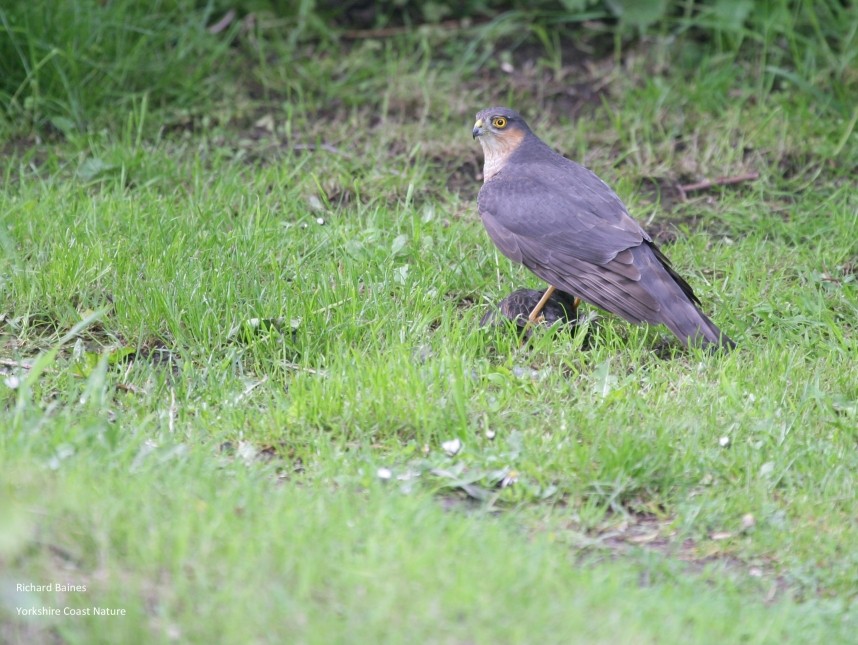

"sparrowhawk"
[472,106,735,351]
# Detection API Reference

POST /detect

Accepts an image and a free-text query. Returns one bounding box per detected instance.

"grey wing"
[477,170,648,266]
[477,173,668,324]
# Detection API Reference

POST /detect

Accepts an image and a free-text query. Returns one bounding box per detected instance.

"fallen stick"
[678,172,759,194]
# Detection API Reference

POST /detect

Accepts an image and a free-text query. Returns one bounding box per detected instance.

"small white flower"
[501,470,519,488]
[376,467,392,480]
[441,438,462,456]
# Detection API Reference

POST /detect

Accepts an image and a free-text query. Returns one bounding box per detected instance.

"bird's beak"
[472,119,484,140]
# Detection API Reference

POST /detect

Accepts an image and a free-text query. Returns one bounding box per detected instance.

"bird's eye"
[491,116,507,129]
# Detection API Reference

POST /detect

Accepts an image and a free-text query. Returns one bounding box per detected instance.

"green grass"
[2,1,858,642]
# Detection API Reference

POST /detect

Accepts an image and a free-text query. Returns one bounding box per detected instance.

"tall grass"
[1,0,855,138]
[0,0,235,134]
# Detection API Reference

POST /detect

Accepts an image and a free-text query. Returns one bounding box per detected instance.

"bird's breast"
[478,131,526,182]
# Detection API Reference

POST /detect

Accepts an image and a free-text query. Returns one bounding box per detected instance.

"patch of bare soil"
[584,512,791,603]
[1,133,57,183]
[494,38,614,115]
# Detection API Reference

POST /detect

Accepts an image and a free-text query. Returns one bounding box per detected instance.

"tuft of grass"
[0,0,237,134]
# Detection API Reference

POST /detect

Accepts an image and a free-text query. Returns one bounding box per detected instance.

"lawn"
[2,1,857,642]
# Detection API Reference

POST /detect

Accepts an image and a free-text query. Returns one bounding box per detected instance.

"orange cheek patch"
[480,128,526,181]
[484,128,525,158]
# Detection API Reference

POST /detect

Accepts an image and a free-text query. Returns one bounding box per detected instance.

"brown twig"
[678,172,759,196]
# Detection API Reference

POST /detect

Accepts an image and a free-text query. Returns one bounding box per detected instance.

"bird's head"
[472,107,531,181]
[472,107,529,141]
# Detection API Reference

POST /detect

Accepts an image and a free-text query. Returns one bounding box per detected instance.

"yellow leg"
[527,285,557,324]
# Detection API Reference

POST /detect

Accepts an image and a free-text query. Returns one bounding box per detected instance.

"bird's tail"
[662,300,736,351]
[645,243,735,351]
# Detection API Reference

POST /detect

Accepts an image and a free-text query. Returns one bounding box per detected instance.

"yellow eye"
[491,116,507,129]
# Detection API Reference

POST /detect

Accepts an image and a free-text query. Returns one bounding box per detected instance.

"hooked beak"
[472,118,484,140]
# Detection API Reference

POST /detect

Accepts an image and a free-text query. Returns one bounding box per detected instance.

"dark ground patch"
[581,512,791,603]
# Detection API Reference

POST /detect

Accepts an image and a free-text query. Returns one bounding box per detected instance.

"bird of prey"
[472,106,735,351]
